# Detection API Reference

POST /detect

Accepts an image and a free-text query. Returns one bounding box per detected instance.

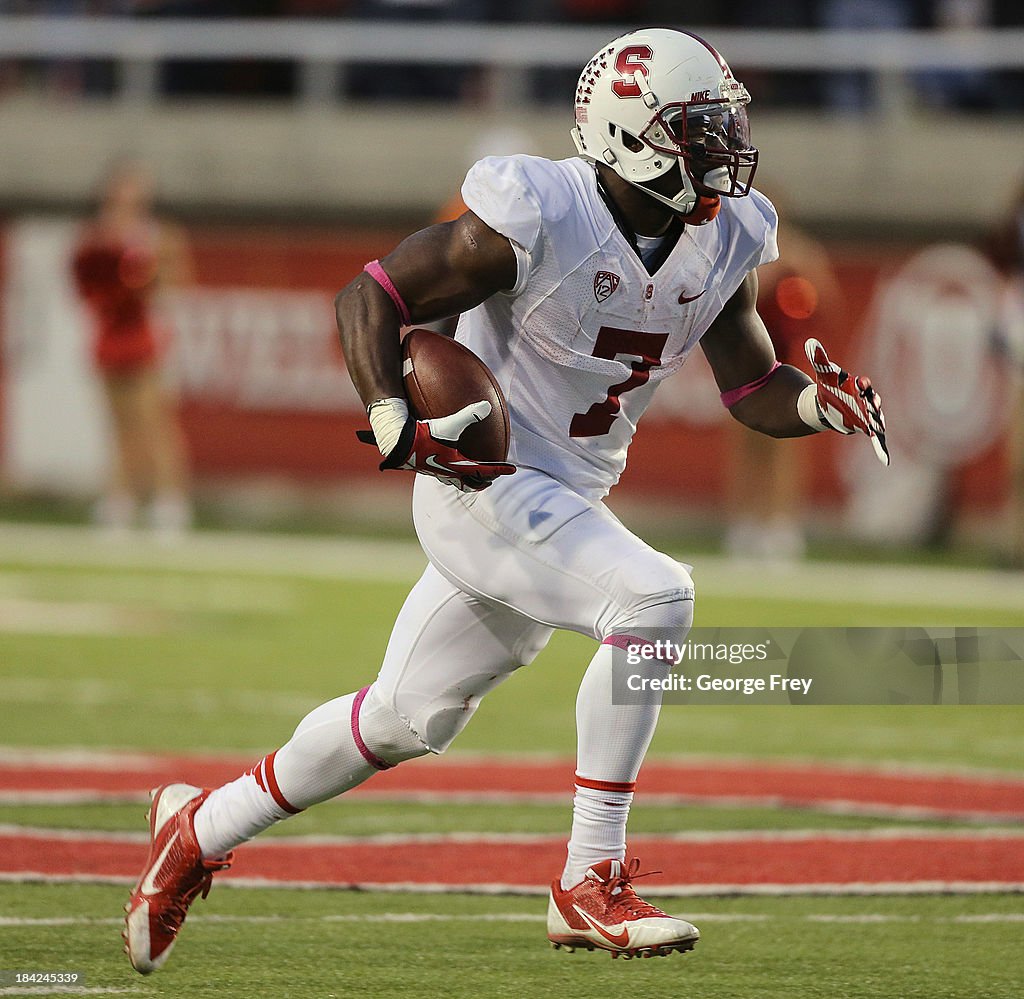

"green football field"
[0,524,1022,998]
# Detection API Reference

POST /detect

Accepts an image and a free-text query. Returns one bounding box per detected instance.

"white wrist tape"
[367,397,409,457]
[797,383,829,432]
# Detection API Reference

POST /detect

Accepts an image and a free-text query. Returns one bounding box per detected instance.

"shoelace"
[157,855,232,933]
[605,858,668,920]
[159,871,212,932]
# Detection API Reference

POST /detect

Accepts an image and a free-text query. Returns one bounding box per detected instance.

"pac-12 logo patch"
[594,271,620,302]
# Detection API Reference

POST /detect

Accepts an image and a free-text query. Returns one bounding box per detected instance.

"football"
[401,328,510,462]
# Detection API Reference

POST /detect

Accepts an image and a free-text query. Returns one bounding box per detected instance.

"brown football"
[401,328,510,462]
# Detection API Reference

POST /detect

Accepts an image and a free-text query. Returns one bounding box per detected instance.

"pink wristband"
[720,360,781,409]
[363,259,411,326]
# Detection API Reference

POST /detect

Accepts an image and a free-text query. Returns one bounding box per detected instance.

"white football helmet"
[571,27,758,220]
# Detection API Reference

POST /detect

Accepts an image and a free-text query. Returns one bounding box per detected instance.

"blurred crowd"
[4,0,1021,25]
[1,0,1022,109]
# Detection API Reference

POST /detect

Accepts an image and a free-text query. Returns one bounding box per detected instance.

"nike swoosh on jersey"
[678,290,706,304]
[574,906,630,947]
[140,831,179,895]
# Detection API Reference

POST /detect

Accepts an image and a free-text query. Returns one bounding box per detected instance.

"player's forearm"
[728,364,819,438]
[335,274,406,408]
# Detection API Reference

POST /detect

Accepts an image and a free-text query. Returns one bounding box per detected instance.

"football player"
[124,27,888,972]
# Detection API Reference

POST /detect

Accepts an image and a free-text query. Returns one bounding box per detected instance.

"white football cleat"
[547,858,699,959]
[123,783,232,974]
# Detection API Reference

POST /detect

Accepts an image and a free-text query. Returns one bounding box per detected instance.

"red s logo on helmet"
[611,45,653,98]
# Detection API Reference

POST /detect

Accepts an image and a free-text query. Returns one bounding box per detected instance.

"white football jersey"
[459,154,778,500]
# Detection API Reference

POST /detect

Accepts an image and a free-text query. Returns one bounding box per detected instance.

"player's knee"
[627,589,695,638]
[603,563,695,639]
[357,685,431,766]
[395,670,515,756]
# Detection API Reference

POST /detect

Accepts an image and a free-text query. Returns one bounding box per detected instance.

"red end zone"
[3,752,1024,893]
[3,828,1023,895]
[3,753,1023,821]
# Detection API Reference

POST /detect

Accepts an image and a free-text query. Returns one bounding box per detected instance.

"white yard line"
[0,989,137,997]
[0,748,200,770]
[0,570,296,615]
[1,911,1023,929]
[0,524,427,583]
[0,598,162,636]
[0,794,151,806]
[3,824,1022,847]
[210,878,1024,896]
[2,869,1023,896]
[0,566,296,635]
[0,826,149,844]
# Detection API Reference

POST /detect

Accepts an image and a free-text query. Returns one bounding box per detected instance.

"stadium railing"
[0,18,1022,114]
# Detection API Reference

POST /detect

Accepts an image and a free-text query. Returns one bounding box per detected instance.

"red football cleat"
[547,858,699,959]
[123,784,232,974]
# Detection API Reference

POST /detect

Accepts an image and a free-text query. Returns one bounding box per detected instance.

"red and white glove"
[358,398,515,493]
[801,338,889,467]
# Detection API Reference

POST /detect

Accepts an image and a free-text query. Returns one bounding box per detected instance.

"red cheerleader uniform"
[72,230,161,373]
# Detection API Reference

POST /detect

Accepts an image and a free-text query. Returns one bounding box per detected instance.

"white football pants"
[388,469,695,752]
[195,468,694,876]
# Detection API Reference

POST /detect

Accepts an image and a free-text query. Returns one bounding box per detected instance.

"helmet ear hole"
[608,122,644,154]
[621,132,644,153]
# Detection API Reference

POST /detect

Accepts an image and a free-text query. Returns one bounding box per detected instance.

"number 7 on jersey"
[569,326,669,438]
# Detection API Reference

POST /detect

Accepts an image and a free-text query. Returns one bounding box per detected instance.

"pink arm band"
[363,259,411,326]
[720,360,781,409]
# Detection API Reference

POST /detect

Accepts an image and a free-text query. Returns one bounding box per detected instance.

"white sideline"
[1,522,1022,611]
[2,911,1024,928]
[2,871,1023,896]
[4,823,1024,846]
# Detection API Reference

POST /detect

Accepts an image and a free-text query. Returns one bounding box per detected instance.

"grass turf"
[1,885,1022,999]
[1,534,1022,997]
[1,563,1022,768]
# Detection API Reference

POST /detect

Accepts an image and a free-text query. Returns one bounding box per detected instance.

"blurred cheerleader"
[72,159,194,539]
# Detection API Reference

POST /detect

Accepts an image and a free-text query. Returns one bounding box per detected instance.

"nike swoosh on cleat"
[574,906,630,947]
[140,831,178,896]
[678,290,705,304]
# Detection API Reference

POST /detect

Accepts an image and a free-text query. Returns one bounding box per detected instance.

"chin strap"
[679,196,721,226]
[594,162,722,230]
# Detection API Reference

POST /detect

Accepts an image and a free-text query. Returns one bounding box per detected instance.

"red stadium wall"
[175,226,1010,513]
[175,226,399,483]
[0,222,1009,516]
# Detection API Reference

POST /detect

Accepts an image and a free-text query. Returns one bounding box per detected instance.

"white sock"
[561,642,663,890]
[194,690,383,858]
[562,784,633,889]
